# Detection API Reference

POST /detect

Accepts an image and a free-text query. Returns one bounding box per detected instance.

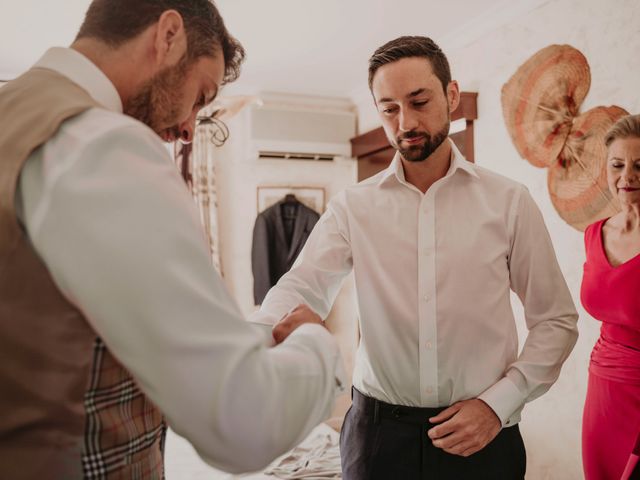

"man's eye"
[413,101,428,107]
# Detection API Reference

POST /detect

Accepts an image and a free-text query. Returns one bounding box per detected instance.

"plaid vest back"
[0,68,166,479]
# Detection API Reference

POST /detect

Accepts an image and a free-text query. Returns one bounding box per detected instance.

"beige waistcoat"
[0,67,165,480]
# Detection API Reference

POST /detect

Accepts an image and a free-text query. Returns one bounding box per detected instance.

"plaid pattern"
[82,338,167,479]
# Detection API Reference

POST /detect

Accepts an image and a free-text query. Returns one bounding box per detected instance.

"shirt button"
[425,387,434,394]
[423,294,431,302]
[425,342,432,349]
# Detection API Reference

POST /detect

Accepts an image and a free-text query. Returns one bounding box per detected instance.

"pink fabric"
[621,453,639,480]
[581,219,640,480]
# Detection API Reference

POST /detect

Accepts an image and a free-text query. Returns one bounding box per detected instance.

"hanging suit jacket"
[252,200,320,304]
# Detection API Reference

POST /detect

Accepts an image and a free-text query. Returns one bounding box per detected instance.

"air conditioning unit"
[249,103,357,161]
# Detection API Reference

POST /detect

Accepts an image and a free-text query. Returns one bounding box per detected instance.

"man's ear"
[153,9,188,67]
[446,80,460,114]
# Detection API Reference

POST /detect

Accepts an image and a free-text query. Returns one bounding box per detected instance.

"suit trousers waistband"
[342,388,526,479]
[351,387,446,426]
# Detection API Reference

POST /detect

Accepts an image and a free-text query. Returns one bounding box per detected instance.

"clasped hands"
[272,304,325,344]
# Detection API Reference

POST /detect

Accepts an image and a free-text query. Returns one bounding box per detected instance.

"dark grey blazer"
[251,200,320,305]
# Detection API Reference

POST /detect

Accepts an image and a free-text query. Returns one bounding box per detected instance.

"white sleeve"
[478,186,579,426]
[249,198,354,325]
[18,123,345,473]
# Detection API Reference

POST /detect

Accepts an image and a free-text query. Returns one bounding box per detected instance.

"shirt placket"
[417,190,438,405]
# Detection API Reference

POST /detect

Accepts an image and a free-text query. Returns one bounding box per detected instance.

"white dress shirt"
[251,143,578,427]
[15,47,345,474]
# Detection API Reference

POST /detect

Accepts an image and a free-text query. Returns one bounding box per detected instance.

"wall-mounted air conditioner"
[249,103,357,161]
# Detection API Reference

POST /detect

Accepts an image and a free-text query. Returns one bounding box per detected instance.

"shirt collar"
[377,138,479,187]
[448,140,479,179]
[33,47,123,113]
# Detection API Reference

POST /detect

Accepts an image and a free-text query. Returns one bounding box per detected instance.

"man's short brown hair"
[76,0,245,84]
[368,36,451,94]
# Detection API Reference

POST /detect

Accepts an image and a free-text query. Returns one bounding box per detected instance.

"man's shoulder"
[468,163,526,196]
[327,174,382,211]
[59,107,158,147]
[358,168,390,187]
[340,169,388,198]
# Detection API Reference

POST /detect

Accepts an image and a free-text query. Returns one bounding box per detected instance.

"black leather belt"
[351,387,447,426]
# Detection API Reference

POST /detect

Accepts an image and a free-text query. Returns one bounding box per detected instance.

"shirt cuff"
[478,377,527,427]
[287,323,347,398]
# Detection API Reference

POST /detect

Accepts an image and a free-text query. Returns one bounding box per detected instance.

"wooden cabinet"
[350,92,478,181]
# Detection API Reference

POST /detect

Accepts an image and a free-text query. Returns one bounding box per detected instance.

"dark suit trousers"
[340,388,526,480]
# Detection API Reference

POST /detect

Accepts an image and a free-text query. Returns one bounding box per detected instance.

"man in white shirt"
[1,1,344,478]
[252,36,579,479]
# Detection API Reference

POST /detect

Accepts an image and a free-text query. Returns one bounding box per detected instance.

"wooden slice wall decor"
[548,106,627,230]
[502,45,590,169]
[501,44,627,231]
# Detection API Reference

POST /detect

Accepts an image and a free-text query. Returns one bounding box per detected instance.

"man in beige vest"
[0,1,344,478]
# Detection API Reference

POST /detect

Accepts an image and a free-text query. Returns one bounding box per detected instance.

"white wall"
[354,1,639,478]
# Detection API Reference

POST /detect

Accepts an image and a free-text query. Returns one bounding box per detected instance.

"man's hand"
[272,304,325,344]
[426,398,501,457]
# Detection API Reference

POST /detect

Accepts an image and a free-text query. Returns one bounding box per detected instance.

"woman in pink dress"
[581,114,640,480]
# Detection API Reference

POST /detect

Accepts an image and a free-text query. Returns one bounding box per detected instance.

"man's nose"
[399,109,418,132]
[178,113,196,144]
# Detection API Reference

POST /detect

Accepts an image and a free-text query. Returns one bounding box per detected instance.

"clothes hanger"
[284,193,298,204]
